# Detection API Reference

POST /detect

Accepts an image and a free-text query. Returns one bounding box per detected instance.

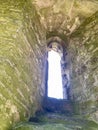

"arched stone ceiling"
[32,0,98,35]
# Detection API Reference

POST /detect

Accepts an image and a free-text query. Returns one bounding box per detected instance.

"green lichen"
[0,0,45,129]
[0,0,98,129]
[70,10,98,120]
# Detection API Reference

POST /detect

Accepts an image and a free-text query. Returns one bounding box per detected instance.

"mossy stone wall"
[0,0,45,129]
[70,12,98,121]
[0,0,98,129]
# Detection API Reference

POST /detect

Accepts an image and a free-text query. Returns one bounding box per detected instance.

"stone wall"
[0,0,46,129]
[0,0,98,129]
[70,11,98,121]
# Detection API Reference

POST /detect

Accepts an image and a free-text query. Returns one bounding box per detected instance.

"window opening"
[47,49,63,99]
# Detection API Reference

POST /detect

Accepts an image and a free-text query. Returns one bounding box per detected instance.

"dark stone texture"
[43,97,73,114]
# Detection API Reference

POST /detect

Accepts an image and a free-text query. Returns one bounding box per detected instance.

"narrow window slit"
[47,50,63,99]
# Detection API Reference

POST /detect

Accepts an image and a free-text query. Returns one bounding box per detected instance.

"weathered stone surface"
[12,113,98,130]
[43,97,73,114]
[0,0,98,129]
[33,0,98,35]
[70,11,98,122]
[0,0,45,129]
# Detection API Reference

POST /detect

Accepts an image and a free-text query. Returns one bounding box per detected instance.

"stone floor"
[12,112,98,130]
[12,98,98,130]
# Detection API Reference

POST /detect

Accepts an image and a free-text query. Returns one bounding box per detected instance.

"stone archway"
[45,36,70,100]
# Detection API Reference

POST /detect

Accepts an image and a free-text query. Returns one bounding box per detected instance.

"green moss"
[0,0,45,129]
[12,116,98,130]
[83,120,98,130]
[70,8,98,122]
[71,11,98,38]
[0,0,98,129]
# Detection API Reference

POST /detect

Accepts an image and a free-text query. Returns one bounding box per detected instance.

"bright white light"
[48,50,63,99]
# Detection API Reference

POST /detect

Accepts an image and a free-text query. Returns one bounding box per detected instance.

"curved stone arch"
[44,36,70,99]
[47,36,67,57]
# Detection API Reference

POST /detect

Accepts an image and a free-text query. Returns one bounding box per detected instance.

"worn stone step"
[13,115,98,130]
[43,97,73,114]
